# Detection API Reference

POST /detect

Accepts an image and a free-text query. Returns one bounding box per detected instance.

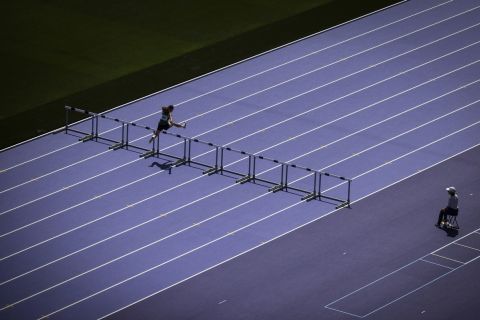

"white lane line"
[419,258,455,270]
[143,28,480,156]
[0,149,111,195]
[0,80,480,286]
[0,47,475,263]
[431,253,466,264]
[0,158,139,217]
[359,254,480,318]
[170,1,446,109]
[0,141,83,173]
[4,107,480,310]
[0,0,450,172]
[37,128,480,319]
[92,154,476,319]
[324,306,363,318]
[3,83,477,286]
[348,120,480,181]
[2,20,478,213]
[1,51,477,259]
[453,242,480,252]
[302,96,480,172]
[130,3,479,130]
[324,226,480,312]
[0,0,453,172]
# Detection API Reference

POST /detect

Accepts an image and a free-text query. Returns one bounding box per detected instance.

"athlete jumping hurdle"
[149,105,186,143]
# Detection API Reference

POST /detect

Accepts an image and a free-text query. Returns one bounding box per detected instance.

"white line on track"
[419,258,455,270]
[0,42,476,262]
[428,254,465,265]
[359,255,480,318]
[127,2,478,134]
[38,125,480,319]
[0,149,111,195]
[453,242,480,252]
[325,246,480,318]
[2,18,479,216]
[0,1,415,158]
[287,96,480,174]
[1,49,478,260]
[323,224,480,309]
[0,0,458,173]
[2,80,478,287]
[3,75,478,290]
[3,92,479,309]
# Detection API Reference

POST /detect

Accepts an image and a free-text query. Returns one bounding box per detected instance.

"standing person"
[436,186,458,227]
[149,105,186,143]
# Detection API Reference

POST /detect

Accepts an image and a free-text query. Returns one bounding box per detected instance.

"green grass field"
[0,0,399,149]
[1,0,332,120]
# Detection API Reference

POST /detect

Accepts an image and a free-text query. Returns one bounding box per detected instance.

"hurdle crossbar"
[64,106,351,207]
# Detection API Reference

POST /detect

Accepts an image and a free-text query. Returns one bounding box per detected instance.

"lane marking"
[0,0,445,169]
[48,137,480,319]
[430,253,466,265]
[97,148,479,319]
[324,306,362,318]
[2,22,479,218]
[325,226,480,314]
[419,258,455,270]
[453,242,480,252]
[358,255,480,318]
[3,86,478,287]
[4,119,480,312]
[1,54,479,264]
[1,1,471,192]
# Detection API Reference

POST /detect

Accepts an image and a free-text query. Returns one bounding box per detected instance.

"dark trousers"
[437,207,458,225]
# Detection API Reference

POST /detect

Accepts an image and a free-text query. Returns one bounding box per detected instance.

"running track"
[1,0,479,319]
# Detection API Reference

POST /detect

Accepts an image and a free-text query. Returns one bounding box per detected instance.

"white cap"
[446,186,456,194]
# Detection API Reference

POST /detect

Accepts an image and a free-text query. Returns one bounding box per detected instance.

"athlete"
[148,105,186,143]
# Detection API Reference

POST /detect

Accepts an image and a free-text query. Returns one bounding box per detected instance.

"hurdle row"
[64,106,351,208]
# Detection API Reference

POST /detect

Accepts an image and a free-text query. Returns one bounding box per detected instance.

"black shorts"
[445,207,458,216]
[157,121,171,131]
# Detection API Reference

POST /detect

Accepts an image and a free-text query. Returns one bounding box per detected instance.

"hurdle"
[64,106,351,208]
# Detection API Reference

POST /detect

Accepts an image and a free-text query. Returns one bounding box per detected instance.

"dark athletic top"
[160,107,171,125]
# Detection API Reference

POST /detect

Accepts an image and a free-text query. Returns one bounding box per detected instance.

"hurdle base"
[203,167,221,176]
[79,134,95,142]
[173,159,188,167]
[302,193,319,202]
[335,201,350,209]
[140,150,155,159]
[236,175,254,184]
[109,142,125,150]
[269,184,286,193]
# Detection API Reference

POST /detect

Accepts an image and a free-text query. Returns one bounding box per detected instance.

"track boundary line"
[97,145,479,319]
[419,258,455,270]
[1,55,478,259]
[0,0,447,163]
[2,19,478,197]
[2,86,478,286]
[1,50,477,256]
[0,0,414,154]
[4,117,480,313]
[454,242,480,252]
[3,79,478,286]
[88,142,480,319]
[325,226,480,317]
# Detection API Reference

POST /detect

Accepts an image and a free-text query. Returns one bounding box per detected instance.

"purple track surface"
[1,0,479,319]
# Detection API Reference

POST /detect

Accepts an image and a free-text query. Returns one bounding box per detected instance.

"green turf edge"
[0,0,402,150]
